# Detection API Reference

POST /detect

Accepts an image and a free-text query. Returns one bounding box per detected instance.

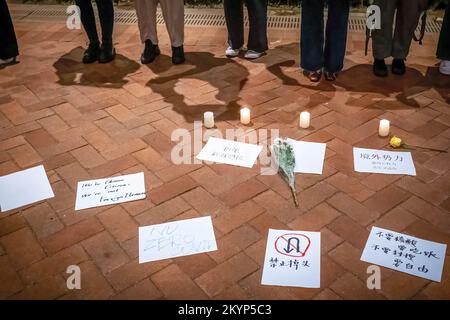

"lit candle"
[204,111,214,129]
[299,111,311,129]
[240,107,251,125]
[379,119,390,137]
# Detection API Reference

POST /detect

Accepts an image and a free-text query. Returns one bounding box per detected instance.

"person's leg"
[159,0,184,47]
[75,0,101,63]
[390,0,424,75]
[324,0,350,75]
[437,4,450,75]
[372,0,396,60]
[246,0,268,54]
[95,0,114,44]
[437,4,450,61]
[160,0,185,64]
[135,0,160,64]
[94,0,115,63]
[75,0,99,44]
[0,0,19,61]
[301,0,325,75]
[391,0,424,60]
[371,0,396,76]
[135,0,159,45]
[224,0,244,50]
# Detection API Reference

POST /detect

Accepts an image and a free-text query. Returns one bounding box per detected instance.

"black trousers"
[75,0,114,44]
[0,0,19,59]
[224,0,268,52]
[437,4,450,60]
[301,0,350,73]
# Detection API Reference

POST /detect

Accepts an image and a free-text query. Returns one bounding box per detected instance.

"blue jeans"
[301,0,350,73]
[224,0,268,53]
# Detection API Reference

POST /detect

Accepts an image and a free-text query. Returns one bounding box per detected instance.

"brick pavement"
[0,9,449,300]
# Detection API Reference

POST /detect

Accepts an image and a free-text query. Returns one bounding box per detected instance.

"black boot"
[141,39,160,64]
[172,45,185,65]
[98,42,116,64]
[82,42,100,64]
[392,58,406,75]
[373,59,388,77]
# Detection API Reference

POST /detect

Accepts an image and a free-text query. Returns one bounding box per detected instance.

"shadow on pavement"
[53,46,140,88]
[145,51,250,123]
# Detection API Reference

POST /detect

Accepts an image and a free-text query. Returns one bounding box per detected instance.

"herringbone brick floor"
[0,12,449,300]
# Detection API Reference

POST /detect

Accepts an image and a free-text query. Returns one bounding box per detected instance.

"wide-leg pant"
[224,0,268,53]
[75,0,114,44]
[301,0,350,73]
[437,4,450,61]
[134,0,184,47]
[0,0,19,59]
[372,0,428,60]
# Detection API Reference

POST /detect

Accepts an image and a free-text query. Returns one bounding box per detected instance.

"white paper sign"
[353,147,416,176]
[361,226,447,282]
[261,229,321,288]
[287,139,326,174]
[0,165,55,212]
[196,137,263,168]
[139,216,218,263]
[75,172,146,210]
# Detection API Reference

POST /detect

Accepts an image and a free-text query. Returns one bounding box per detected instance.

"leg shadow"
[53,46,140,88]
[262,42,448,109]
[145,51,250,123]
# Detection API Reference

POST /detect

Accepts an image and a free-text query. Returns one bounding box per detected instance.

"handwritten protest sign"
[261,229,321,288]
[75,172,146,211]
[139,216,217,263]
[361,226,447,282]
[0,165,54,212]
[353,147,416,176]
[196,137,263,168]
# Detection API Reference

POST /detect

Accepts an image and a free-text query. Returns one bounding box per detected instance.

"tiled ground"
[1,7,449,300]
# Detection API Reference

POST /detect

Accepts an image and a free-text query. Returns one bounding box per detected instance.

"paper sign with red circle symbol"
[274,233,311,258]
[262,229,321,288]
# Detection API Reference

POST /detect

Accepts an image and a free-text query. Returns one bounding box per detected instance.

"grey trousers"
[372,0,428,59]
[134,0,184,47]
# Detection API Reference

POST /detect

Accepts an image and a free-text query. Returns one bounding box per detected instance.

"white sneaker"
[0,57,15,66]
[244,50,265,59]
[225,46,240,57]
[439,60,450,75]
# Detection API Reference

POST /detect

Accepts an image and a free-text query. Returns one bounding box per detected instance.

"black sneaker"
[324,71,338,81]
[172,45,185,65]
[82,42,100,64]
[392,58,406,75]
[373,59,388,77]
[98,42,116,64]
[141,40,160,64]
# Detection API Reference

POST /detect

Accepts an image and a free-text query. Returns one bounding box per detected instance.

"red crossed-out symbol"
[274,233,311,258]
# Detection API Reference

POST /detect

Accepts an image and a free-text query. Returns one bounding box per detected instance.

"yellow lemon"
[390,136,403,148]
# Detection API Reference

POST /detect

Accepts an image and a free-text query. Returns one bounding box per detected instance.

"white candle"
[379,119,390,137]
[240,107,251,125]
[204,111,214,128]
[299,111,311,129]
